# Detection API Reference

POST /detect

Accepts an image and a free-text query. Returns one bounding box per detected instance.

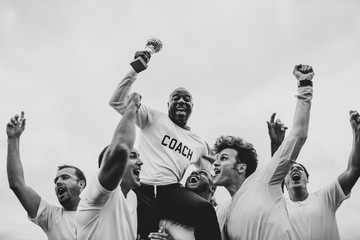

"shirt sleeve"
[321,179,350,212]
[108,68,161,130]
[80,174,114,208]
[29,198,61,232]
[262,86,313,185]
[109,68,138,115]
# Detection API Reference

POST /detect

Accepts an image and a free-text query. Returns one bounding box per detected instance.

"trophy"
[130,37,163,73]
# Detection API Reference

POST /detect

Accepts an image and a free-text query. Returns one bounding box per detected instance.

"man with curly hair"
[213,64,314,240]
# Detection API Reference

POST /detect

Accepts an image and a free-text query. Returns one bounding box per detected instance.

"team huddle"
[6,48,360,240]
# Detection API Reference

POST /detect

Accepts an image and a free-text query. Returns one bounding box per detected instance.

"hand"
[349,110,360,133]
[6,111,26,139]
[293,64,315,81]
[148,226,168,240]
[126,92,142,112]
[202,154,217,164]
[267,113,287,144]
[134,50,151,64]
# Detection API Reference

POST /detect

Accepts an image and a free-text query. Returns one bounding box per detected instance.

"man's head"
[120,149,143,190]
[98,146,143,190]
[54,165,86,210]
[283,163,309,192]
[185,169,216,202]
[212,136,258,188]
[167,87,193,129]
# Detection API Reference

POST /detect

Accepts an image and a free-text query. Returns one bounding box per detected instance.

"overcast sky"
[1,1,360,239]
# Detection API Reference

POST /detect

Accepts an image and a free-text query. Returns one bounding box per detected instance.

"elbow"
[8,181,23,193]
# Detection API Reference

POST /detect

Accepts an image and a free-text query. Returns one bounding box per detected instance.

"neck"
[121,184,130,198]
[63,200,79,211]
[227,177,245,197]
[288,186,309,202]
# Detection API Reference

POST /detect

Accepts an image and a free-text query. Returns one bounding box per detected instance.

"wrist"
[298,79,313,87]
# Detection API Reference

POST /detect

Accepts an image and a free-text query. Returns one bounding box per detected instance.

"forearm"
[7,138,25,190]
[271,142,282,157]
[109,68,138,114]
[289,86,313,147]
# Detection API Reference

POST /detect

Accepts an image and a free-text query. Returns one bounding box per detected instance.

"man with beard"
[6,111,86,240]
[77,93,145,240]
[109,51,220,240]
[213,64,314,240]
[268,111,360,240]
[149,169,217,240]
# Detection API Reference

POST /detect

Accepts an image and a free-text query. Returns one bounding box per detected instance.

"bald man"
[109,50,220,240]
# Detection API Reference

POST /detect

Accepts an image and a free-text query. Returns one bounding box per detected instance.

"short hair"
[213,135,258,178]
[57,164,86,187]
[98,145,109,168]
[281,162,310,192]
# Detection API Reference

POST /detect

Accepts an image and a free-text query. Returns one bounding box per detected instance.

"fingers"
[202,154,216,164]
[270,113,276,123]
[349,110,360,123]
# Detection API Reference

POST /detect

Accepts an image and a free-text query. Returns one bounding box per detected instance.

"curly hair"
[213,136,258,178]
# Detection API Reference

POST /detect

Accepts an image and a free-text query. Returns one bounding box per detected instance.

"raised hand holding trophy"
[130,37,162,73]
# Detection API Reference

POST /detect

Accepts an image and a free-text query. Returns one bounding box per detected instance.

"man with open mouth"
[149,169,217,240]
[109,49,220,240]
[269,111,360,240]
[7,111,87,240]
[215,64,314,240]
[77,92,147,240]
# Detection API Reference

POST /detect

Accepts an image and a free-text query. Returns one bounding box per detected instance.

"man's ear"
[209,186,216,196]
[237,163,247,174]
[78,180,85,189]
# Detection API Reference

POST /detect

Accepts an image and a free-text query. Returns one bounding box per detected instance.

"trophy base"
[130,57,148,73]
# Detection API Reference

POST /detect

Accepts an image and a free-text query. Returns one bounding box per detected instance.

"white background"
[1,1,360,239]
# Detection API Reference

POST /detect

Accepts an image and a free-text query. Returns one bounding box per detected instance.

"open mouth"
[291,172,301,181]
[57,186,66,196]
[188,176,199,183]
[213,168,221,177]
[133,168,141,178]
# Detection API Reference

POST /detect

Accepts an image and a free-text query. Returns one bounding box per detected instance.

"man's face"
[284,163,308,190]
[54,167,84,208]
[121,149,143,190]
[213,148,239,187]
[185,169,214,195]
[167,88,193,126]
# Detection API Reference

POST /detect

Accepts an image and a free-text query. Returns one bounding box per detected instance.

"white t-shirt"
[109,69,211,185]
[215,199,231,240]
[226,86,312,240]
[29,198,77,240]
[76,175,138,240]
[286,179,349,240]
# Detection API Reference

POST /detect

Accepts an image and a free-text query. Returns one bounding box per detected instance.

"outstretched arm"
[338,111,360,196]
[284,64,314,160]
[109,51,150,114]
[267,113,288,157]
[99,93,141,191]
[269,65,314,184]
[7,112,41,218]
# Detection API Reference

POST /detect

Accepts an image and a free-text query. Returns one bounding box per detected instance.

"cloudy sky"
[1,0,360,239]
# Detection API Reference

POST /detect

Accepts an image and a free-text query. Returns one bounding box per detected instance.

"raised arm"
[99,93,141,191]
[7,112,41,218]
[338,111,360,196]
[269,65,314,184]
[109,51,150,114]
[267,113,288,157]
[285,64,314,160]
